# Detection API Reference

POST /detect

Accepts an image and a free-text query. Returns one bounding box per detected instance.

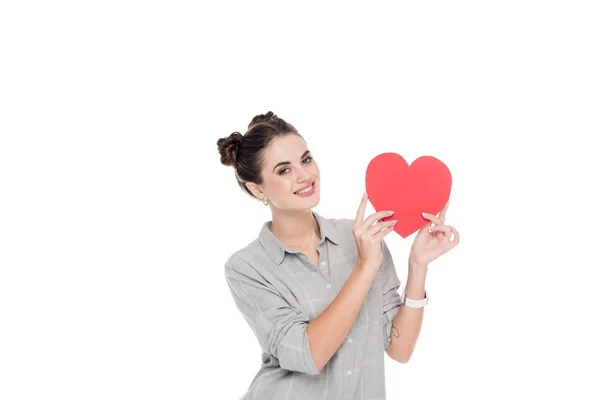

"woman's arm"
[385,264,427,363]
[307,263,377,372]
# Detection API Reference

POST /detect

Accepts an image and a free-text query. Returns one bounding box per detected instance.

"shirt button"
[347,369,352,375]
[326,283,332,289]
[347,337,353,343]
[320,261,327,267]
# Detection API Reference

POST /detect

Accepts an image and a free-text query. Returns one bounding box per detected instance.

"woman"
[217,111,459,400]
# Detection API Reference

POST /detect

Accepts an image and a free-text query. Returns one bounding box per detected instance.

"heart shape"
[365,153,452,238]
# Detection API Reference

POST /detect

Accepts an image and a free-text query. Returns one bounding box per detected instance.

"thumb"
[419,220,433,234]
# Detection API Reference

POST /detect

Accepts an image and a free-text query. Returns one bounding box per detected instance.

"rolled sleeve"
[380,239,403,350]
[224,256,321,375]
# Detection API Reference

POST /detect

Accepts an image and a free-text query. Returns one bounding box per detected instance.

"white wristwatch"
[400,289,429,308]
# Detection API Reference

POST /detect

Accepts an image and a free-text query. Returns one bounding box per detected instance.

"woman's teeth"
[296,183,313,194]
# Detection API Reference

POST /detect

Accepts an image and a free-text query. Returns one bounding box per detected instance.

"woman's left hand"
[408,200,460,269]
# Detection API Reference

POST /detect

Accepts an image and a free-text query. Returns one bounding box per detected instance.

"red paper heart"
[365,153,452,238]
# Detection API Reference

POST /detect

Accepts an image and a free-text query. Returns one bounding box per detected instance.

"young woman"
[217,111,459,400]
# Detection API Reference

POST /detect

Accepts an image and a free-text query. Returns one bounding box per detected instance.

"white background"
[1,1,599,399]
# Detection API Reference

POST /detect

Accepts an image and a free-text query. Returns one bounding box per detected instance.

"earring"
[263,197,269,206]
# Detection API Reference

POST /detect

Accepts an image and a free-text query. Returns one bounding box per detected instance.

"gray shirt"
[224,211,403,400]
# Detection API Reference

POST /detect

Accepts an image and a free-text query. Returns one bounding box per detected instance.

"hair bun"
[248,111,277,129]
[217,132,244,167]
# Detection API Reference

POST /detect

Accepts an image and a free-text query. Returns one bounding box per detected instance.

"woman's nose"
[296,170,311,182]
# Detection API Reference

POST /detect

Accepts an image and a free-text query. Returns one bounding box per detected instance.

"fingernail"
[422,212,428,216]
[388,210,394,214]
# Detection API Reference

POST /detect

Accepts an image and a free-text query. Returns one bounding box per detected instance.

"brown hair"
[217,111,304,199]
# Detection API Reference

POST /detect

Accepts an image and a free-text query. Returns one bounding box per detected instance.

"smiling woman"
[215,111,407,400]
[216,111,317,207]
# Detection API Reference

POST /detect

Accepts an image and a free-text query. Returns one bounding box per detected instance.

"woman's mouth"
[294,182,315,197]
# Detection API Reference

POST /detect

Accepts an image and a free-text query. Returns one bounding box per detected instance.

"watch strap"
[401,289,429,308]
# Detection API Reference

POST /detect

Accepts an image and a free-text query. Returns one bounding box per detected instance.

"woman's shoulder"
[222,237,271,280]
[223,237,260,265]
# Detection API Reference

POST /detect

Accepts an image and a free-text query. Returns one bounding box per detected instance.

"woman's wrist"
[408,258,428,276]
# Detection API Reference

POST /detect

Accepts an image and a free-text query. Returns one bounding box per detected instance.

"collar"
[258,211,342,266]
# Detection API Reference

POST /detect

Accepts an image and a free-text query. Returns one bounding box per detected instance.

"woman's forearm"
[387,264,428,363]
[306,264,377,372]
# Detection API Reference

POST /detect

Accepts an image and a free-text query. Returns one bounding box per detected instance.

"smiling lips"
[295,182,315,196]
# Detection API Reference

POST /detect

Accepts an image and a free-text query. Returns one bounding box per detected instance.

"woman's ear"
[245,182,264,199]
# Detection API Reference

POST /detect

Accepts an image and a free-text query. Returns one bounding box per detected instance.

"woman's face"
[249,134,320,211]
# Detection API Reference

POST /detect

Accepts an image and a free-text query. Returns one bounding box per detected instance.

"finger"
[422,212,443,226]
[428,224,451,233]
[374,224,395,240]
[438,200,450,223]
[362,209,395,230]
[450,226,459,245]
[367,220,397,236]
[428,224,453,239]
[355,192,368,226]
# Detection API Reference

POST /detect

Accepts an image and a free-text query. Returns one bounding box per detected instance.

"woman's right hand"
[352,192,397,273]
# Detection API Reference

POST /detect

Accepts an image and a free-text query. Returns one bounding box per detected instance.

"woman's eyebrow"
[272,150,311,172]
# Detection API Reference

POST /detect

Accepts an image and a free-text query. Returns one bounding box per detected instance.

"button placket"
[316,242,333,289]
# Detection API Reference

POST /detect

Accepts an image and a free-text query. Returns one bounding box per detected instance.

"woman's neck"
[269,208,321,249]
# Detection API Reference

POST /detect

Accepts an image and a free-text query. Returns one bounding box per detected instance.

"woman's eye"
[279,158,312,175]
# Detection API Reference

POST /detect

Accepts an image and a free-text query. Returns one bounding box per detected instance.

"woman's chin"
[287,193,320,210]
